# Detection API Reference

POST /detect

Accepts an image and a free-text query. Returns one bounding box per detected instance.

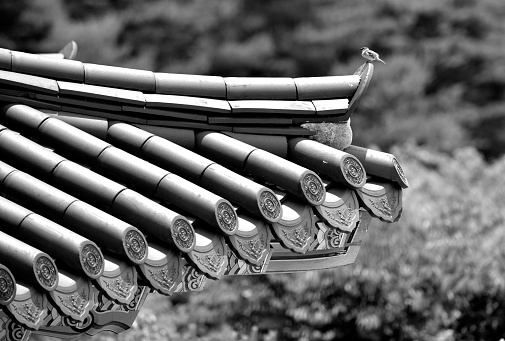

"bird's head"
[361,47,368,51]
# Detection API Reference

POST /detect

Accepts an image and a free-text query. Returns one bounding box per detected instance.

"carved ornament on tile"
[369,196,395,217]
[58,286,147,337]
[35,256,57,288]
[281,222,311,249]
[259,191,281,220]
[5,319,28,341]
[0,268,15,303]
[11,300,43,325]
[324,204,357,229]
[103,285,146,313]
[237,236,266,261]
[247,263,264,274]
[312,222,329,250]
[301,173,324,203]
[311,222,349,253]
[36,302,60,329]
[57,289,88,316]
[103,272,133,299]
[217,202,237,232]
[63,314,93,332]
[194,252,224,274]
[124,286,147,311]
[124,230,147,262]
[342,157,365,186]
[148,263,178,291]
[81,244,103,277]
[172,219,195,250]
[225,250,267,275]
[392,157,409,186]
[225,251,243,275]
[178,266,206,292]
[94,290,119,312]
[326,228,346,249]
[186,268,205,291]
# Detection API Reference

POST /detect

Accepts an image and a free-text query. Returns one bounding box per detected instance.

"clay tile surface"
[0,44,407,339]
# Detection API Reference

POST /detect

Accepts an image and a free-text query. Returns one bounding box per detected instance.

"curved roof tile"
[0,43,407,338]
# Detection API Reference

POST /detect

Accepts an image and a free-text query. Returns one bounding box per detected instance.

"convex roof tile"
[0,44,407,338]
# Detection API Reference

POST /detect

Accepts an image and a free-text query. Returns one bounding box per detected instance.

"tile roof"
[0,42,407,338]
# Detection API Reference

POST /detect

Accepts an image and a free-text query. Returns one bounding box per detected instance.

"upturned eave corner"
[346,61,375,118]
[0,41,407,339]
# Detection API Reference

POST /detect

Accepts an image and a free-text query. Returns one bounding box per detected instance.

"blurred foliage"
[4,0,505,339]
[1,0,504,157]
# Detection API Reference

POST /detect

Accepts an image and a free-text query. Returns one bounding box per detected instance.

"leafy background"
[2,0,505,340]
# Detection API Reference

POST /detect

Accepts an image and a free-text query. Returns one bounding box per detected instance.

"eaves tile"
[229,213,271,266]
[97,253,138,303]
[0,230,58,292]
[0,264,16,306]
[0,44,407,338]
[355,179,403,222]
[6,283,49,330]
[270,198,317,253]
[345,145,409,188]
[50,269,95,321]
[315,183,360,232]
[139,239,184,295]
[289,138,367,188]
[0,195,104,279]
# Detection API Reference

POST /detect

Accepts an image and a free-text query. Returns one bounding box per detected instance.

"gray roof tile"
[0,45,405,337]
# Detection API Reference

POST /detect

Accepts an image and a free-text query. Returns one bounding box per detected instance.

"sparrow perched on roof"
[361,47,386,64]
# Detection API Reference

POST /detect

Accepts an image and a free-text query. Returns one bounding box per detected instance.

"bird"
[361,47,386,64]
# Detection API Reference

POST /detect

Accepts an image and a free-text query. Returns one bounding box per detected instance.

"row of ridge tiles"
[0,49,359,100]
